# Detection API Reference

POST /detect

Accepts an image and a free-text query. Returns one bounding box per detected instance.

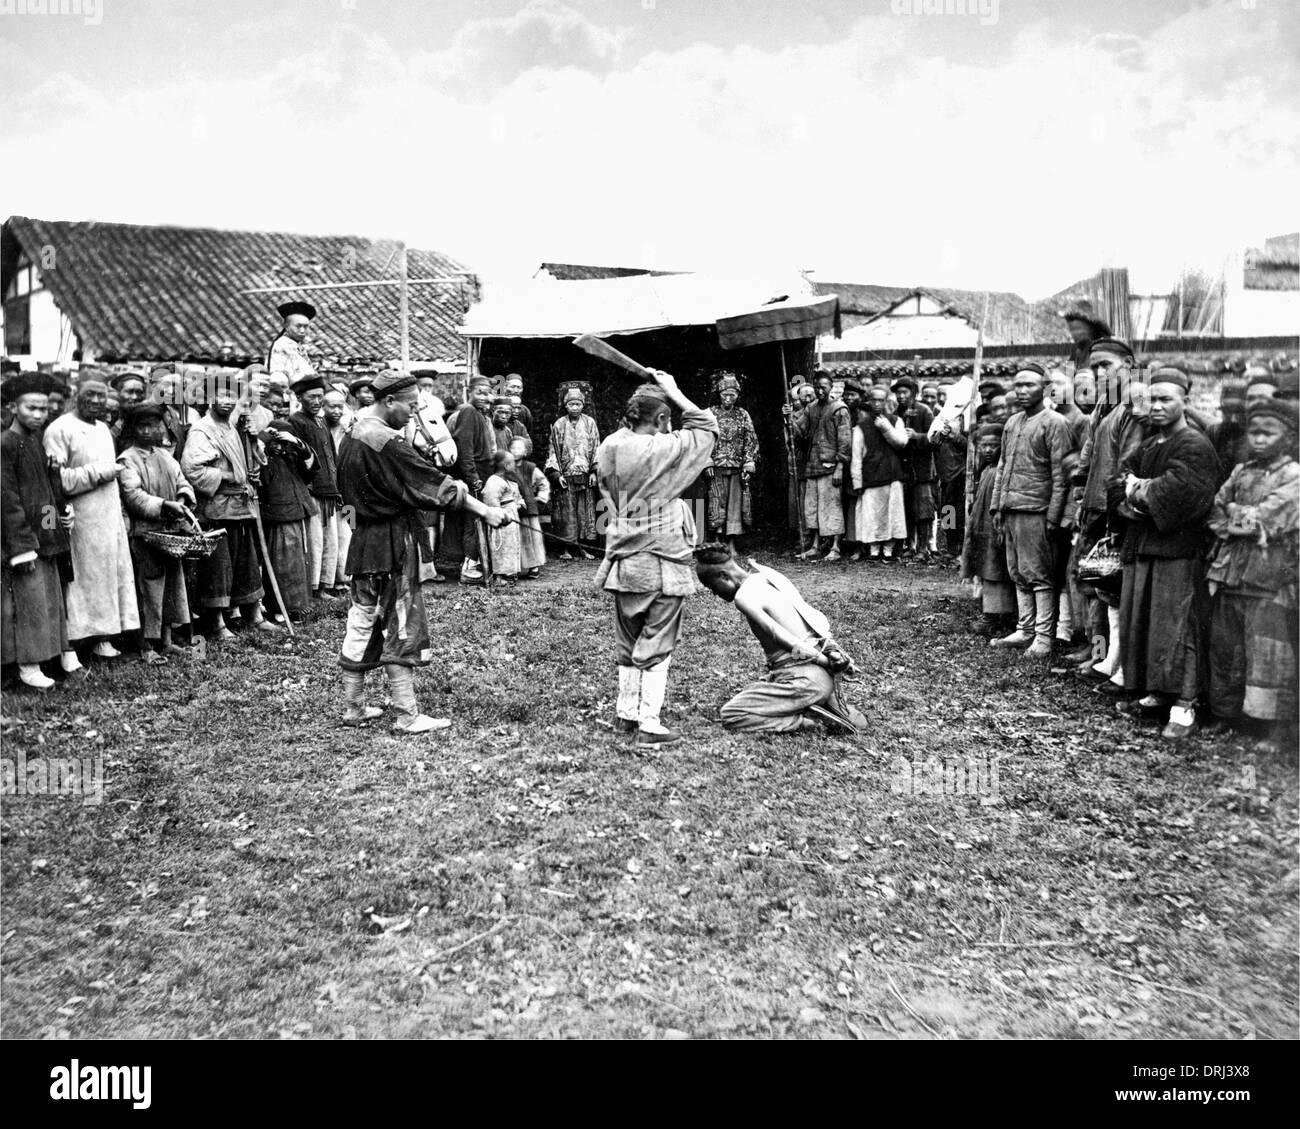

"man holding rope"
[336,370,507,734]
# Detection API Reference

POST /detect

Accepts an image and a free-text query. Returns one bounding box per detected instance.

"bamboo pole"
[398,241,410,375]
[963,291,991,524]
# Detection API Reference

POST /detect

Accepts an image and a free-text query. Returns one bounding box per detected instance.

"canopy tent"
[459,272,838,346]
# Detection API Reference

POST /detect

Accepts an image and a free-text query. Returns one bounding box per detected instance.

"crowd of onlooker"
[4,328,1297,754]
[784,332,1297,752]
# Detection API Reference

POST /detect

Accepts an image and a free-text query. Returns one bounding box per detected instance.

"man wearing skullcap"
[848,385,908,561]
[705,372,759,554]
[785,371,851,561]
[349,377,376,408]
[444,376,498,581]
[267,300,318,387]
[2,374,82,688]
[1072,339,1148,681]
[181,372,278,640]
[116,402,197,661]
[1062,301,1112,373]
[595,369,717,747]
[1206,378,1249,486]
[504,373,534,436]
[109,371,148,454]
[287,373,343,600]
[1204,398,1299,752]
[257,395,316,620]
[1112,366,1219,739]
[989,363,1072,659]
[1277,369,1299,402]
[490,397,517,452]
[335,369,508,733]
[43,379,140,659]
[1244,366,1277,408]
[544,384,602,560]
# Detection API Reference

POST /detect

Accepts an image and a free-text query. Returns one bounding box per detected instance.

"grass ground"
[1,556,1296,1040]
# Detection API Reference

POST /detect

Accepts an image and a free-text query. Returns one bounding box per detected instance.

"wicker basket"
[139,504,225,560]
[141,527,226,560]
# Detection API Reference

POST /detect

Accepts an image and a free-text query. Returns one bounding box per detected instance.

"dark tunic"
[856,415,905,489]
[2,422,72,664]
[961,463,1009,584]
[287,409,341,509]
[338,416,464,575]
[898,402,936,485]
[259,434,317,525]
[1112,424,1219,698]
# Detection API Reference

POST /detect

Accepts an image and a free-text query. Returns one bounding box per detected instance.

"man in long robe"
[595,370,717,747]
[444,376,497,581]
[287,374,342,600]
[1,373,82,688]
[545,386,601,560]
[336,370,506,733]
[181,373,277,640]
[1111,367,1220,740]
[43,380,139,657]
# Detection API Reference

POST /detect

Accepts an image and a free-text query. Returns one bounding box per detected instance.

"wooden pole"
[963,291,991,524]
[398,241,410,375]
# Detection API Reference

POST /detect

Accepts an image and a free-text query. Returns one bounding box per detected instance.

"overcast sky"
[3,0,1297,300]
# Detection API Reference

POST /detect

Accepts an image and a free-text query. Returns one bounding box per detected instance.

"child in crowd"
[117,403,197,662]
[1206,399,1299,753]
[481,448,523,582]
[961,422,1014,635]
[509,436,549,579]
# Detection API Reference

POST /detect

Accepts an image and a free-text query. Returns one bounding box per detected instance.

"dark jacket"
[2,422,71,564]
[1108,425,1218,560]
[898,402,935,485]
[854,414,905,489]
[259,426,319,525]
[287,410,340,502]
[447,404,495,494]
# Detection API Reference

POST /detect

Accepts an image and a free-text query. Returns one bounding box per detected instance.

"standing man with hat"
[1111,366,1219,739]
[545,385,602,561]
[286,372,343,601]
[267,300,318,388]
[2,373,82,689]
[989,363,1072,659]
[335,369,507,733]
[181,371,279,641]
[596,369,717,747]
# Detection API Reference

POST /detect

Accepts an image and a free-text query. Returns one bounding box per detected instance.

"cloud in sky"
[2,0,1297,299]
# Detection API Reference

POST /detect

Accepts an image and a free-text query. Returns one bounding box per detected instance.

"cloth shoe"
[1090,607,1122,678]
[1024,589,1057,659]
[990,589,1035,648]
[18,664,54,691]
[92,641,121,658]
[1161,704,1198,740]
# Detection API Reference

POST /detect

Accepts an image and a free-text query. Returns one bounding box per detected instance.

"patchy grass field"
[2,558,1296,1040]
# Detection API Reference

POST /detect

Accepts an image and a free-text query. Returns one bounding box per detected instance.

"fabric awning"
[715,294,840,350]
[460,271,836,344]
